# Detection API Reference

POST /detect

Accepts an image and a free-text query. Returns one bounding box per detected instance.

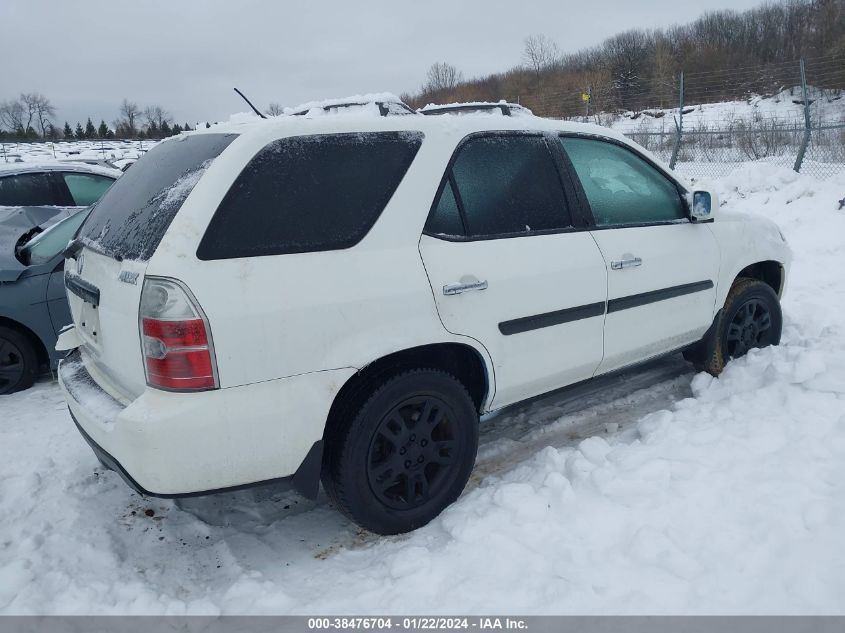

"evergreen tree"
[84,117,96,139]
[147,122,158,138]
[74,122,84,140]
[160,121,172,136]
[97,120,109,138]
[172,123,183,134]
[63,122,73,138]
[183,122,191,131]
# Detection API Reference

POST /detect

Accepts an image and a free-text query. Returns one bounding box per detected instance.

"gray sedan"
[0,163,119,394]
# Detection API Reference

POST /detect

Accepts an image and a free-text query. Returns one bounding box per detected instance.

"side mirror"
[688,190,715,221]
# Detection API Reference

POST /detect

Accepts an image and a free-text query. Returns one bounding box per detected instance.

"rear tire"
[322,368,479,535]
[691,278,782,376]
[0,326,39,395]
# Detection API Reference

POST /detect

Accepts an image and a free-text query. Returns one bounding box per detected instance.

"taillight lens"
[139,277,218,391]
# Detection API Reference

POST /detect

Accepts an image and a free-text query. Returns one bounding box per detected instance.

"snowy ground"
[1,164,844,614]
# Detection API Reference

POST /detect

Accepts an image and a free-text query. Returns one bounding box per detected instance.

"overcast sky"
[2,0,768,128]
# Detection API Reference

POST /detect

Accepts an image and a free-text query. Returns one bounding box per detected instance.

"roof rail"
[290,101,417,117]
[418,102,530,117]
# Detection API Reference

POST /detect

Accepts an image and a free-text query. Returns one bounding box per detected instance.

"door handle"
[443,280,488,295]
[611,257,642,270]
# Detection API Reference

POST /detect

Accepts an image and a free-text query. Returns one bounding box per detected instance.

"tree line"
[404,0,845,117]
[0,95,195,142]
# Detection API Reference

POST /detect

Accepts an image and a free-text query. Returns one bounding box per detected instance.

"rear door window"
[76,133,237,261]
[62,173,115,206]
[424,134,572,238]
[197,131,423,260]
[0,172,58,206]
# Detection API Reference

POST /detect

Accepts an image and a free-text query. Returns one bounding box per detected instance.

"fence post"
[793,58,811,173]
[669,71,684,169]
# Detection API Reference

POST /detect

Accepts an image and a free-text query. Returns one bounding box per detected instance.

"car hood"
[0,206,73,282]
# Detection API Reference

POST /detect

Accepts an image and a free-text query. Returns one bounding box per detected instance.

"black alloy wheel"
[322,368,479,535]
[366,395,460,511]
[0,326,39,395]
[725,297,775,359]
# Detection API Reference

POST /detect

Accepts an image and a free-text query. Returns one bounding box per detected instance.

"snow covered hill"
[1,164,844,615]
[608,87,845,134]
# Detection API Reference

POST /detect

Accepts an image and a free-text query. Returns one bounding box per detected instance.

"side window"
[432,135,571,238]
[560,137,685,226]
[0,173,57,206]
[425,180,464,236]
[197,132,422,260]
[62,173,115,206]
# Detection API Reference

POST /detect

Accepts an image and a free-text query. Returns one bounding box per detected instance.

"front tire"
[0,326,39,395]
[322,369,479,535]
[692,278,783,375]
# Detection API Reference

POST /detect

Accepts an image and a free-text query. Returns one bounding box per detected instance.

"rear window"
[196,131,423,260]
[77,133,237,261]
[0,172,57,207]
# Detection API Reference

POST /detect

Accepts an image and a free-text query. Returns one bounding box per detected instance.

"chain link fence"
[515,55,844,181]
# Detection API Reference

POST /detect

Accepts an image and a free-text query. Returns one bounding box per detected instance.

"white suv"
[57,105,791,534]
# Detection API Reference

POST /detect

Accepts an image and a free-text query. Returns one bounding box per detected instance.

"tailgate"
[65,248,149,399]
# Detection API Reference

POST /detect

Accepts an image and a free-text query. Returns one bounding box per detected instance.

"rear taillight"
[139,277,218,391]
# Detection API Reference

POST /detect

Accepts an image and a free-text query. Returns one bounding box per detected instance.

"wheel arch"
[323,342,492,443]
[735,260,785,296]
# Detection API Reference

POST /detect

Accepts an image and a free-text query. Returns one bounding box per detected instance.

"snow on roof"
[178,94,681,180]
[282,92,408,116]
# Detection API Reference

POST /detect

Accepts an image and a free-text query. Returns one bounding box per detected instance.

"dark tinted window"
[560,137,685,226]
[197,132,423,260]
[425,180,464,236]
[444,135,571,237]
[0,173,57,206]
[77,133,237,260]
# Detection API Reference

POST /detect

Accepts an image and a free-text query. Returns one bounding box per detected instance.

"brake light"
[139,277,218,391]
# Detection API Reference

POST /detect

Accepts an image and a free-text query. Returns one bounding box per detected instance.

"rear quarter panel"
[146,126,496,393]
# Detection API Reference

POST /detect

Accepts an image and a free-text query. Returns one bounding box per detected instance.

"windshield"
[21,208,90,266]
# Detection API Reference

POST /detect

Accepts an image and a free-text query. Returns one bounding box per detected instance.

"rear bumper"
[59,350,354,497]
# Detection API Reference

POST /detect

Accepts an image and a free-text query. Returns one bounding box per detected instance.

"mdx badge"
[118,270,139,285]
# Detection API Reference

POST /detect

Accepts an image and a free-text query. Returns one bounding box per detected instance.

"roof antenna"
[233,87,267,119]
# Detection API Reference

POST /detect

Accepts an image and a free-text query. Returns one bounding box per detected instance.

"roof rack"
[289,100,417,117]
[418,102,530,117]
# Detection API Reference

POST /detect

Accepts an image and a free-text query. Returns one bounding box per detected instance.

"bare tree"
[18,93,41,133]
[423,62,463,94]
[31,94,56,137]
[142,105,171,130]
[523,34,560,78]
[0,99,24,132]
[266,102,284,116]
[119,98,140,136]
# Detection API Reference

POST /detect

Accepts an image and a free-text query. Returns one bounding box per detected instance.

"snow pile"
[0,165,844,614]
